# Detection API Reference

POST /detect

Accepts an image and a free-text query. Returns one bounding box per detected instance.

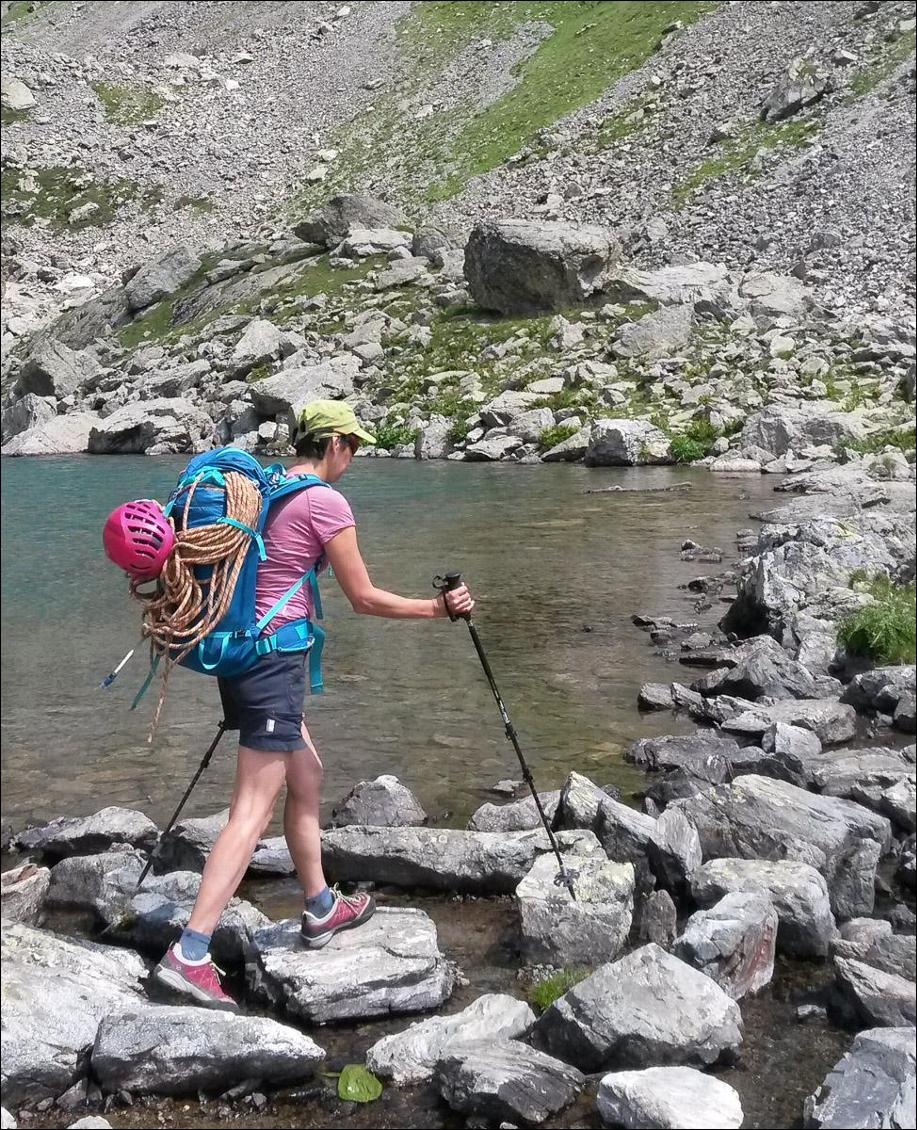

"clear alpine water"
[1,456,780,830]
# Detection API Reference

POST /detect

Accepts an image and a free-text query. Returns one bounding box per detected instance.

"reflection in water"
[1,456,781,828]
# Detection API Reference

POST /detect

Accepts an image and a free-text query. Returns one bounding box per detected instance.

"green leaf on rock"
[337,1063,383,1103]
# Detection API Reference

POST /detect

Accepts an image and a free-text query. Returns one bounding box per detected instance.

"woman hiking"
[152,399,473,1010]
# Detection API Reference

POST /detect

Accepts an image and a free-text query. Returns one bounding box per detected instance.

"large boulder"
[414,415,453,461]
[606,263,737,313]
[14,806,158,861]
[367,994,535,1085]
[1,413,99,456]
[0,924,147,1105]
[761,56,831,122]
[293,194,408,247]
[692,857,837,958]
[533,943,743,1072]
[584,419,672,466]
[739,403,866,458]
[155,809,227,873]
[1,77,36,110]
[435,1039,584,1125]
[516,846,634,965]
[245,906,453,1024]
[15,339,98,399]
[467,790,560,833]
[464,220,621,314]
[719,698,857,746]
[88,398,212,455]
[320,824,593,893]
[833,920,916,982]
[648,808,702,896]
[125,245,201,312]
[248,357,358,417]
[1,863,50,926]
[804,1027,916,1129]
[674,776,892,918]
[738,271,812,318]
[329,775,427,828]
[598,1067,744,1130]
[674,891,777,999]
[229,318,296,377]
[842,667,916,715]
[611,304,694,360]
[834,958,917,1029]
[91,1005,325,1095]
[1,393,56,442]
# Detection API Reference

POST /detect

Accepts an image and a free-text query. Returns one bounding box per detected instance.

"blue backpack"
[159,446,331,691]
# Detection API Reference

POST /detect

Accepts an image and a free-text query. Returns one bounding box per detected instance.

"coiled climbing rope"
[130,471,262,741]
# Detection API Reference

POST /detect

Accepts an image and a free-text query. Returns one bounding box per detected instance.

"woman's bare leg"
[186,746,287,934]
[283,722,327,897]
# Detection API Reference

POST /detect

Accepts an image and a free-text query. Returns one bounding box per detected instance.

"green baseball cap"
[293,399,377,446]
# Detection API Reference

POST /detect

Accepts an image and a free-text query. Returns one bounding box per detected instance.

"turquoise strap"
[217,516,266,560]
[308,622,325,693]
[309,570,323,621]
[163,467,226,518]
[198,635,232,672]
[130,653,160,711]
[255,572,309,633]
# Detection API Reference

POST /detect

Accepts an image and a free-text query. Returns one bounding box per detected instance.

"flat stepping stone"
[367,993,535,1085]
[435,1038,584,1125]
[92,1004,324,1095]
[13,806,158,861]
[597,1065,744,1129]
[245,906,454,1024]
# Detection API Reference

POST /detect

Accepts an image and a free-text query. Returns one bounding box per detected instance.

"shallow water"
[1,456,781,828]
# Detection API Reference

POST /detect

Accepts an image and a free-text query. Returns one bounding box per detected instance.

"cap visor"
[352,424,377,445]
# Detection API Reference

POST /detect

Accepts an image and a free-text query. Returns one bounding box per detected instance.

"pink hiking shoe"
[152,945,239,1012]
[301,886,375,949]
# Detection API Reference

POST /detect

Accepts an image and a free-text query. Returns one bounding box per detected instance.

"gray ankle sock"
[305,886,334,915]
[178,927,211,962]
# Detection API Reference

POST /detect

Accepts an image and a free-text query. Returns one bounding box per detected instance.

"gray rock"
[597,1066,744,1130]
[638,682,676,711]
[697,637,821,701]
[414,414,453,460]
[88,398,212,455]
[895,693,917,735]
[479,389,543,429]
[249,357,357,416]
[467,791,560,833]
[612,304,694,360]
[14,806,158,860]
[245,906,454,1024]
[585,418,672,466]
[141,359,211,399]
[843,667,916,715]
[542,425,590,463]
[341,227,411,256]
[435,1038,584,1125]
[374,256,430,289]
[761,56,830,121]
[534,943,743,1072]
[321,823,594,893]
[464,220,621,314]
[607,262,737,313]
[1,862,50,925]
[648,809,702,896]
[762,722,823,761]
[692,858,837,958]
[720,698,857,746]
[48,849,144,915]
[91,1005,324,1095]
[16,339,97,399]
[516,845,634,965]
[1,77,36,110]
[834,958,917,1029]
[330,775,427,828]
[65,1120,111,1129]
[230,318,295,376]
[1,393,56,442]
[0,1108,16,1129]
[367,993,535,1085]
[554,771,614,832]
[675,891,777,1000]
[125,245,201,312]
[594,799,657,891]
[739,403,865,458]
[293,194,407,247]
[739,270,812,318]
[638,889,678,948]
[834,924,916,982]
[248,835,296,876]
[625,733,755,784]
[0,924,146,1104]
[675,775,891,918]
[1,413,99,456]
[156,809,227,872]
[804,1027,916,1129]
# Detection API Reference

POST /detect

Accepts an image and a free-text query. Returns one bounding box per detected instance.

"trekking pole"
[135,720,227,889]
[434,572,578,900]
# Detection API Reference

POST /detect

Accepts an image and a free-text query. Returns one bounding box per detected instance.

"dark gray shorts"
[218,651,308,752]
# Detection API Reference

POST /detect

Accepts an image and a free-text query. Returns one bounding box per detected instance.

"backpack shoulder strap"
[267,472,332,505]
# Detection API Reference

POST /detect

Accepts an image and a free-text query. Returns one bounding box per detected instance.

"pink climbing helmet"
[102,499,175,580]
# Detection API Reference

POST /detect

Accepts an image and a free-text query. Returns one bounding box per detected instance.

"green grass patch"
[0,163,159,229]
[838,574,916,665]
[672,118,821,206]
[846,29,916,99]
[372,421,420,451]
[174,194,217,213]
[668,417,722,462]
[527,966,591,1012]
[92,81,165,126]
[844,425,917,456]
[1,0,52,27]
[538,422,580,450]
[1,105,31,125]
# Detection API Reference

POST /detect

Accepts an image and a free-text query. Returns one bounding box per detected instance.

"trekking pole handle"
[433,571,466,622]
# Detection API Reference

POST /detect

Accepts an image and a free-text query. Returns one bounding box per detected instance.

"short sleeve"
[307,487,355,547]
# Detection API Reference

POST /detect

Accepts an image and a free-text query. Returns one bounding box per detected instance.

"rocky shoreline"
[2,453,914,1130]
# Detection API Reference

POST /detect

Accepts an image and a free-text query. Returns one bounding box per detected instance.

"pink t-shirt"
[255,482,355,633]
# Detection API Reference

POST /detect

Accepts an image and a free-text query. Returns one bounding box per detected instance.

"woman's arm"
[324,526,473,619]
